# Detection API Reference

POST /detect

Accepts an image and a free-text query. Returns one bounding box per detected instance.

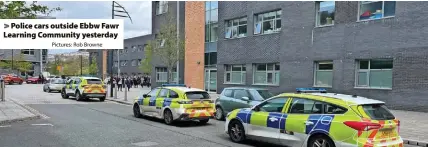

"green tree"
[89,57,98,75]
[139,41,153,75]
[151,13,185,83]
[0,53,32,74]
[0,1,61,19]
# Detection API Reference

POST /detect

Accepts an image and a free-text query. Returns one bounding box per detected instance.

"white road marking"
[31,123,54,126]
[0,125,11,128]
[132,141,159,147]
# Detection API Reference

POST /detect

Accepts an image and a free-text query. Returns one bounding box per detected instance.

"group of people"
[106,75,151,92]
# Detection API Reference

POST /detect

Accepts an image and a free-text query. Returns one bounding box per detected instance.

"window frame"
[131,60,137,66]
[113,61,119,67]
[252,63,280,85]
[224,64,246,84]
[315,1,335,27]
[21,49,35,55]
[254,97,289,113]
[357,1,396,22]
[131,46,137,52]
[225,17,248,39]
[313,61,334,88]
[254,10,282,35]
[156,1,168,15]
[155,67,168,82]
[120,60,128,66]
[355,59,393,89]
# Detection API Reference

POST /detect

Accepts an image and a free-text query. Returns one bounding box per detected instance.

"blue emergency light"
[296,88,327,93]
[162,84,187,87]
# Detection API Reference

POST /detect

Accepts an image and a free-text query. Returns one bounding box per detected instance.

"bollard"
[0,79,4,101]
[114,84,118,99]
[124,87,127,101]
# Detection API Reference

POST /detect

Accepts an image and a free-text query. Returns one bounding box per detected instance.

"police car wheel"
[215,106,225,120]
[75,92,82,101]
[99,97,105,102]
[163,109,174,125]
[198,119,209,124]
[133,104,142,118]
[61,89,69,99]
[228,120,245,143]
[308,135,335,147]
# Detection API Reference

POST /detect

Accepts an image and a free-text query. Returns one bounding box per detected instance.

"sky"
[39,1,152,54]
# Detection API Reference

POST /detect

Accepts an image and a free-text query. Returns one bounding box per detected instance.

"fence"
[0,78,5,101]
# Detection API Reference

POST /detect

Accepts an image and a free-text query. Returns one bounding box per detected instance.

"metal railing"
[0,78,5,101]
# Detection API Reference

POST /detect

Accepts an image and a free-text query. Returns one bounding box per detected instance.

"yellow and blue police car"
[133,84,215,125]
[225,88,402,147]
[61,77,106,101]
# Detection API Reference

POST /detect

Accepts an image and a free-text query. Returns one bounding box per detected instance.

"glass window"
[131,60,137,66]
[21,49,35,55]
[257,97,288,113]
[253,63,280,85]
[225,17,247,39]
[254,10,281,35]
[223,89,233,97]
[324,103,347,114]
[210,23,218,41]
[114,61,118,67]
[87,79,102,84]
[248,89,273,101]
[169,90,179,98]
[224,64,246,84]
[156,67,167,82]
[131,46,137,52]
[147,88,160,97]
[159,89,168,97]
[156,1,168,15]
[233,89,249,99]
[314,61,333,87]
[360,104,395,120]
[359,1,396,21]
[356,59,393,89]
[289,98,318,114]
[316,1,335,26]
[186,91,210,99]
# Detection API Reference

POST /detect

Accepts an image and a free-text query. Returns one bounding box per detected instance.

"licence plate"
[379,130,395,139]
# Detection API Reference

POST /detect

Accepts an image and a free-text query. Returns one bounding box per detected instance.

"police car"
[225,88,402,147]
[133,84,215,125]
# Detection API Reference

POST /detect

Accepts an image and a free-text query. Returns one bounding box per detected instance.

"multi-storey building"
[0,49,48,77]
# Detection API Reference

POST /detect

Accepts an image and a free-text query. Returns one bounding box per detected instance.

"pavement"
[0,99,39,124]
[0,83,425,147]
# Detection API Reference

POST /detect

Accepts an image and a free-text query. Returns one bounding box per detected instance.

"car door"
[218,89,235,113]
[155,88,169,116]
[142,88,161,113]
[283,97,325,147]
[66,79,74,94]
[232,89,252,109]
[73,78,82,94]
[247,97,289,145]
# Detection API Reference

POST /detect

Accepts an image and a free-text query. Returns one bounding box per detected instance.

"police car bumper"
[82,93,106,98]
[176,113,213,121]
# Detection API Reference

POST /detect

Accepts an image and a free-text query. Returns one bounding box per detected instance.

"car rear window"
[360,104,395,120]
[87,79,102,84]
[51,79,65,84]
[185,92,210,100]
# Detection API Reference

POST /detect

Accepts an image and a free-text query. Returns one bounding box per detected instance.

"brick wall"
[184,1,205,89]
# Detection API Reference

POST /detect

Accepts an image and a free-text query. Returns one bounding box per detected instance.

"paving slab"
[391,110,428,145]
[0,99,39,124]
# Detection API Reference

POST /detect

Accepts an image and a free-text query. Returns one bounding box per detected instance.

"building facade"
[0,49,48,77]
[215,1,428,111]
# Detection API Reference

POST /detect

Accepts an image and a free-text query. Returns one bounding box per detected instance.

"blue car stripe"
[237,109,252,124]
[163,98,172,107]
[266,112,287,129]
[149,96,157,106]
[306,114,335,135]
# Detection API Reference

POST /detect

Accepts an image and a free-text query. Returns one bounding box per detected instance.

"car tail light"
[177,101,193,104]
[344,121,381,131]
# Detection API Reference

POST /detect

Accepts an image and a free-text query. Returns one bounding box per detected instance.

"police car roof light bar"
[162,84,187,87]
[296,88,327,93]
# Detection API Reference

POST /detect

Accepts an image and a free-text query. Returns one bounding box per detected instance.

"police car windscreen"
[360,104,395,120]
[87,79,102,84]
[185,92,210,99]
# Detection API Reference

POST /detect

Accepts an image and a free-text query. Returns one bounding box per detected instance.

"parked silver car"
[43,78,65,93]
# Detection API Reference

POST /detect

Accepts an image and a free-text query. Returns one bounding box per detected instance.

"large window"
[253,63,280,85]
[138,45,145,52]
[131,46,137,52]
[359,1,396,21]
[131,60,137,66]
[225,17,247,39]
[21,49,35,55]
[156,67,177,82]
[316,1,335,26]
[224,65,246,84]
[256,97,288,113]
[138,59,142,66]
[205,1,218,42]
[254,10,281,35]
[204,52,217,66]
[356,59,393,89]
[114,61,118,67]
[156,1,168,15]
[314,61,333,87]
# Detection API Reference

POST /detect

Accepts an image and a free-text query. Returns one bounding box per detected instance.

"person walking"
[126,77,132,91]
[117,76,123,91]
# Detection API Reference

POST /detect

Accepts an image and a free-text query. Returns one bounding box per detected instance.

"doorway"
[204,69,217,92]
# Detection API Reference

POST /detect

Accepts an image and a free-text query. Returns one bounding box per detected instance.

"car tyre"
[19,81,23,85]
[163,109,174,125]
[133,104,142,118]
[215,106,225,120]
[99,97,105,102]
[308,134,335,147]
[61,89,69,99]
[198,119,209,125]
[228,120,246,143]
[75,91,83,101]
[47,88,51,93]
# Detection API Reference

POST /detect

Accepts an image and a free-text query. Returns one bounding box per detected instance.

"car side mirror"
[242,97,250,101]
[143,94,148,98]
[253,105,260,112]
